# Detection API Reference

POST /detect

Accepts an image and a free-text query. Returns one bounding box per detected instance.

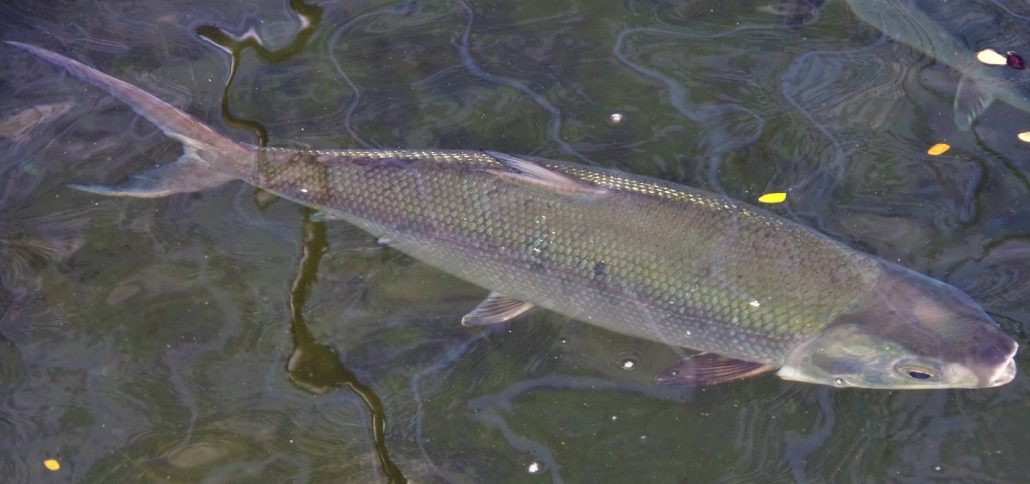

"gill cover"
[777,323,982,389]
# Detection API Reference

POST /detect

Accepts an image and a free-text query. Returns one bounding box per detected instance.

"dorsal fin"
[484,151,607,196]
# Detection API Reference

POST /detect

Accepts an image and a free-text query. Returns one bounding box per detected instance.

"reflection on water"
[0,102,73,142]
[285,214,406,483]
[195,0,324,147]
[1,0,1028,481]
[194,4,405,481]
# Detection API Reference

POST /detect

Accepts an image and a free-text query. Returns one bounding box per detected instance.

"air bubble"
[621,359,636,370]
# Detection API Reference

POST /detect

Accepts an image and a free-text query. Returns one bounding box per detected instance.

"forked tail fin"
[7,41,252,198]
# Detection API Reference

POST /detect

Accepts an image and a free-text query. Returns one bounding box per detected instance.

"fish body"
[8,41,1017,389]
[845,0,1030,129]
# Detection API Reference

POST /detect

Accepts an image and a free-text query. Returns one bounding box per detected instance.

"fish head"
[778,264,1018,389]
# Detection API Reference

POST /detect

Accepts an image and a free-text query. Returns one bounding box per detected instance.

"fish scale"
[245,147,880,364]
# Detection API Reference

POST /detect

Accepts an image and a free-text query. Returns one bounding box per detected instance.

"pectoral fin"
[461,291,535,326]
[68,148,236,198]
[484,151,607,197]
[656,353,775,386]
[310,211,344,222]
[954,76,994,130]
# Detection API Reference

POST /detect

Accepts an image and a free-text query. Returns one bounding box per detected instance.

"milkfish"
[845,0,1030,129]
[8,41,1018,389]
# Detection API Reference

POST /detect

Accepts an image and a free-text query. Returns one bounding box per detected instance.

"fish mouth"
[985,357,1017,387]
[984,342,1018,388]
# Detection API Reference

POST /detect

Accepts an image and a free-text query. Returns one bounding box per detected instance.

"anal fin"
[68,148,236,198]
[461,291,535,326]
[656,352,775,386]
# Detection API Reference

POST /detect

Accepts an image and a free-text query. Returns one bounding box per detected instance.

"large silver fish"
[8,41,1017,389]
[846,0,1030,129]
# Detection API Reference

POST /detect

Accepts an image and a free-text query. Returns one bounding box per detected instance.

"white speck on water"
[300,188,309,193]
[933,465,943,472]
[749,300,760,308]
[527,462,541,474]
[620,359,636,370]
[834,378,845,386]
[639,434,647,441]
[608,112,625,125]
[685,330,692,336]
[611,415,618,421]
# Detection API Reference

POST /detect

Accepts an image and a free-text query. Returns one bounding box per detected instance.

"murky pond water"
[1,0,1028,482]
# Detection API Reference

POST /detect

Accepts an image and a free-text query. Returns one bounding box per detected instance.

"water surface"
[1,0,1028,481]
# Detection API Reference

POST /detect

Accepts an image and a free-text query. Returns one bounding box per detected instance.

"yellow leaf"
[1019,132,1030,143]
[43,459,60,471]
[758,192,787,204]
[927,143,950,156]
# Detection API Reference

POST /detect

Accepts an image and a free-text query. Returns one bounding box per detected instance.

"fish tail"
[7,41,253,198]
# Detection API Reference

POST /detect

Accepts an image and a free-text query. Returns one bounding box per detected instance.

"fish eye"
[907,370,932,380]
[898,365,937,381]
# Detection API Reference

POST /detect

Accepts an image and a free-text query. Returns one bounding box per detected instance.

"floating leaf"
[976,49,1007,65]
[1018,132,1030,143]
[44,459,60,471]
[1006,51,1026,70]
[758,192,787,204]
[927,143,950,156]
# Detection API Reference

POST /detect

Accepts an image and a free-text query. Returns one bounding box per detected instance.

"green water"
[1,0,1027,481]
